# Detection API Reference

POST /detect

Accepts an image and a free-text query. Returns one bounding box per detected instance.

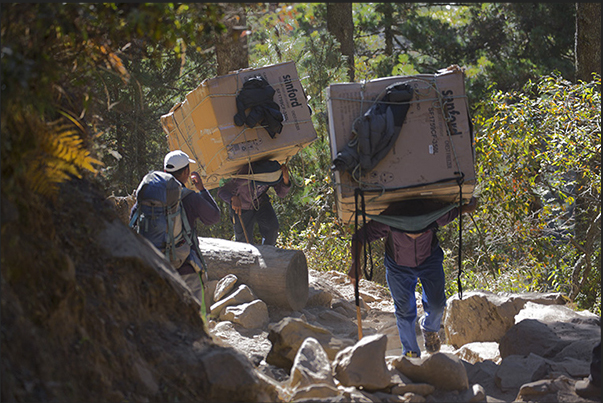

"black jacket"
[233,75,284,138]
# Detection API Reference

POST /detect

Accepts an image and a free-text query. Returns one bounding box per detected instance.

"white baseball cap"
[164,150,196,172]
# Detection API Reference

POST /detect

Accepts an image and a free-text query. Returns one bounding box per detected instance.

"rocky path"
[209,269,399,362]
[206,268,600,402]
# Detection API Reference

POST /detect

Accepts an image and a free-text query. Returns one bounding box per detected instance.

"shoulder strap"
[180,187,195,200]
[178,190,208,274]
[129,208,140,229]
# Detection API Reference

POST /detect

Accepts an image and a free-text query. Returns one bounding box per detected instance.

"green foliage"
[472,74,601,310]
[248,4,307,66]
[1,3,227,201]
[88,5,224,196]
[92,42,219,196]
[281,218,350,273]
[461,3,575,101]
[350,3,576,105]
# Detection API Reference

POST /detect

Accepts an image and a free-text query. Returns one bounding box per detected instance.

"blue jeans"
[232,195,279,246]
[385,246,447,357]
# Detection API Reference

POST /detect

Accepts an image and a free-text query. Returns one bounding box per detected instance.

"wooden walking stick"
[237,210,251,244]
[355,273,363,340]
[232,195,251,244]
[353,240,364,340]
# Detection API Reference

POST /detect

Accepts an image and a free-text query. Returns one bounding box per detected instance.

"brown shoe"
[422,330,441,353]
[576,378,601,399]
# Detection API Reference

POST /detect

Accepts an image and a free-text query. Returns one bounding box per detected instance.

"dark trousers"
[591,341,601,387]
[231,195,279,246]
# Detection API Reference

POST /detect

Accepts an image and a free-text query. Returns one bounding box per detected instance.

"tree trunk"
[571,3,600,301]
[381,3,394,56]
[575,3,601,82]
[197,237,309,311]
[327,3,355,82]
[215,4,249,76]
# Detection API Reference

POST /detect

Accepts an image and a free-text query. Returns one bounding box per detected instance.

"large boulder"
[498,319,566,359]
[499,302,600,360]
[443,290,566,348]
[219,299,269,329]
[391,352,469,391]
[495,353,549,392]
[332,334,392,391]
[288,337,336,391]
[198,347,280,402]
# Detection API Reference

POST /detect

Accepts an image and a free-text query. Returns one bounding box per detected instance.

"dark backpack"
[129,171,195,270]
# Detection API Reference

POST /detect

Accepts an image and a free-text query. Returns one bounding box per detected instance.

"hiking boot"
[404,351,419,358]
[422,330,441,353]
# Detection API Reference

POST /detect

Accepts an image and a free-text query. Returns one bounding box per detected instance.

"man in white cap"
[163,150,221,308]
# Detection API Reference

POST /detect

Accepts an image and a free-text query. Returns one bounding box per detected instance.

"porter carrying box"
[327,66,475,223]
[161,61,317,189]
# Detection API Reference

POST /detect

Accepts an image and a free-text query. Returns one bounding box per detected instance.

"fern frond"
[24,115,104,197]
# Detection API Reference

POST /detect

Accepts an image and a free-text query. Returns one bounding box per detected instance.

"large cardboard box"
[161,61,317,189]
[327,66,475,223]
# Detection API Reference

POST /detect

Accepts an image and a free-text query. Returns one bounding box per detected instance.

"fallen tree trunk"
[197,237,309,311]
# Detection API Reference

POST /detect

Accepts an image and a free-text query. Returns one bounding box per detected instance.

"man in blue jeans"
[348,197,477,357]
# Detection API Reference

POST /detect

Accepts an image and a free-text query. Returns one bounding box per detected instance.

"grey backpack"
[129,171,193,269]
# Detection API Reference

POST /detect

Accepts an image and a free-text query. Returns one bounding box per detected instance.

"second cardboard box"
[327,66,476,223]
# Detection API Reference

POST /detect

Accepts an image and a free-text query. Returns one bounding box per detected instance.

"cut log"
[197,237,309,311]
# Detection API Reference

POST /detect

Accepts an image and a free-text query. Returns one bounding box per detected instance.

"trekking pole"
[354,188,363,340]
[180,207,209,326]
[456,174,465,300]
[197,271,209,324]
[356,282,363,340]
